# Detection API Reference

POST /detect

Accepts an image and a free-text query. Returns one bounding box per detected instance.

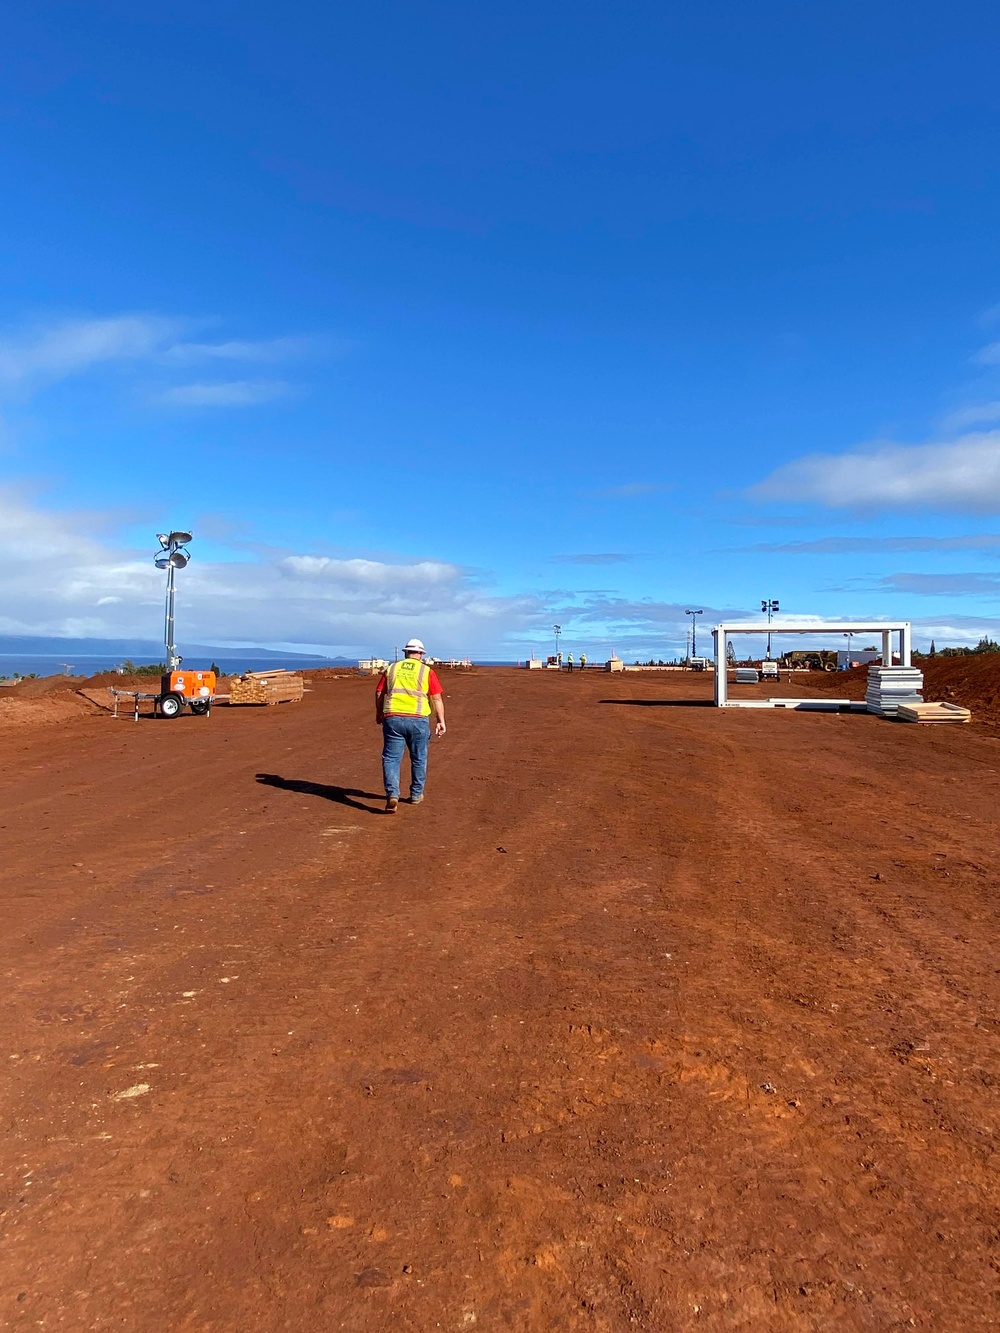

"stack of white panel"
[865,665,924,717]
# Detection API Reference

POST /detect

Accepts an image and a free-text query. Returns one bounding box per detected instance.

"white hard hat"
[403,638,425,653]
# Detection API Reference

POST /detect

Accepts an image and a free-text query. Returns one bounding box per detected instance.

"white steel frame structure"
[712,621,911,708]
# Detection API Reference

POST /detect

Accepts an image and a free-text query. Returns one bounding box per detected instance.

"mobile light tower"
[553,624,562,665]
[152,531,215,718]
[761,599,779,659]
[155,531,193,669]
[685,609,703,661]
[844,630,855,667]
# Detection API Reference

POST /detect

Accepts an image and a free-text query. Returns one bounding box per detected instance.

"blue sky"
[3,0,1000,659]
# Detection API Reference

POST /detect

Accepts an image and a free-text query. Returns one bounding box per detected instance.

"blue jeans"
[381,715,431,799]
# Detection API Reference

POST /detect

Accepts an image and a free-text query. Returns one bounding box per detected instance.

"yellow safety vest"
[383,658,432,717]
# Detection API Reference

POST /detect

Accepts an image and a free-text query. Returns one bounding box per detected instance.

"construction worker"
[566,653,574,672]
[580,653,587,671]
[375,639,446,814]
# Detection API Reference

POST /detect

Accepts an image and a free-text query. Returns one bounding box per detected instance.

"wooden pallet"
[896,702,971,724]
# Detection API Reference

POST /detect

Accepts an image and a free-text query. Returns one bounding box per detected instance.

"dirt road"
[2,669,999,1330]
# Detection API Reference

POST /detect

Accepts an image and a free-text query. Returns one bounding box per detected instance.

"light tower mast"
[154,531,193,669]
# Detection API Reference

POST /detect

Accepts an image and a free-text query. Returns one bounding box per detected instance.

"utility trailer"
[109,669,219,721]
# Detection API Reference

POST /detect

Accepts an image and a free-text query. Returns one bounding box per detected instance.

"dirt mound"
[0,691,97,728]
[5,673,88,697]
[786,666,868,699]
[920,655,1000,725]
[0,669,164,724]
[83,671,163,689]
[787,656,1000,727]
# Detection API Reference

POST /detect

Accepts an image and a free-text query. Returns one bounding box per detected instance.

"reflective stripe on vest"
[384,659,431,717]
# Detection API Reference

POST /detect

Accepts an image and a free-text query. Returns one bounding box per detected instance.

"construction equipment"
[152,531,216,718]
[782,649,838,672]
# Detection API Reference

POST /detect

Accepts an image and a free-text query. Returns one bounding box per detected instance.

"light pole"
[761,599,779,659]
[154,531,193,669]
[685,609,703,660]
[844,631,854,668]
[553,624,563,664]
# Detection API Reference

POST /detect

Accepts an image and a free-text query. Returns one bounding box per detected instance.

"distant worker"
[375,639,446,814]
[566,653,574,672]
[580,653,587,671]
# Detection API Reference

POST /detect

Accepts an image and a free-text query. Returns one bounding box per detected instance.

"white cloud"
[594,482,668,498]
[877,572,1000,596]
[910,613,1000,648]
[972,341,1000,366]
[0,315,318,407]
[281,556,458,589]
[739,534,1000,554]
[940,401,1000,431]
[0,315,182,385]
[750,431,1000,511]
[552,553,642,565]
[9,488,1000,659]
[161,336,316,365]
[158,380,292,407]
[0,489,544,656]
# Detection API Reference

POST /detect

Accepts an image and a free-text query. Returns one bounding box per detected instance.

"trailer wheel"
[189,699,210,716]
[160,692,184,718]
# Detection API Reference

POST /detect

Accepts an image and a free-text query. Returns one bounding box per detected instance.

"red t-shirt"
[376,665,443,716]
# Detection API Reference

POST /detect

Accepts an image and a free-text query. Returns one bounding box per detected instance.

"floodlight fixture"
[761,598,780,658]
[168,530,193,546]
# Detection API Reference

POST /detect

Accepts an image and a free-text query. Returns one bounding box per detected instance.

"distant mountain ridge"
[0,635,352,664]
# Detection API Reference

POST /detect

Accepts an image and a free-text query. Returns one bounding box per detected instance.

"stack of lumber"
[897,701,971,724]
[230,669,305,706]
[865,665,924,717]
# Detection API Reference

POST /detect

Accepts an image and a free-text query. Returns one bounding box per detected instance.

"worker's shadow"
[255,773,383,813]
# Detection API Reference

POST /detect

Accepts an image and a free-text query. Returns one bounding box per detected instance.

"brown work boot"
[385,797,399,814]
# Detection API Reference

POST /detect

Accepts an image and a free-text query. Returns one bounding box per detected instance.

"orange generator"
[159,669,216,718]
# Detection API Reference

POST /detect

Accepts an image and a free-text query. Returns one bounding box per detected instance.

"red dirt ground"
[2,668,999,1330]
